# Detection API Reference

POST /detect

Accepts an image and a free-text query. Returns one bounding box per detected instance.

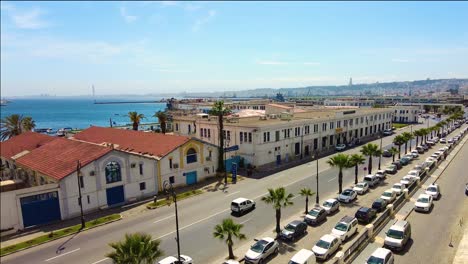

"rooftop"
[0,132,56,159]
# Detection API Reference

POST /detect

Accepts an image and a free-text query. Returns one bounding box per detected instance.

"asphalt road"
[0,118,442,264]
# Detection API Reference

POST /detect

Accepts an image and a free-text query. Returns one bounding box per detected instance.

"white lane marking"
[253,192,268,200]
[153,214,175,224]
[328,177,337,182]
[240,218,252,225]
[226,191,241,197]
[291,195,300,200]
[45,248,80,262]
[90,258,109,264]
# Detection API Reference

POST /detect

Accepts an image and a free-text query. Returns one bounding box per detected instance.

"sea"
[0,98,167,131]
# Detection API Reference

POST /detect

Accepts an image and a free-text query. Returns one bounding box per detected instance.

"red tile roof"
[16,137,112,180]
[73,126,191,159]
[0,132,56,159]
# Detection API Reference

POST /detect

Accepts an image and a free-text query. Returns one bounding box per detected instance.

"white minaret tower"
[349,77,353,86]
[92,85,96,103]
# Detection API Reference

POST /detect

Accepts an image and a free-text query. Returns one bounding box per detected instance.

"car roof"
[418,193,431,199]
[312,206,324,211]
[371,247,392,258]
[373,198,385,203]
[325,198,337,203]
[288,220,304,226]
[339,215,355,223]
[391,220,409,231]
[358,207,371,212]
[260,237,275,243]
[321,234,338,242]
[232,198,248,203]
[384,189,394,193]
[158,256,178,264]
[290,249,315,262]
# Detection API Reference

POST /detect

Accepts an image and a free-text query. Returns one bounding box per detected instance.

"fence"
[343,228,369,262]
[373,208,391,234]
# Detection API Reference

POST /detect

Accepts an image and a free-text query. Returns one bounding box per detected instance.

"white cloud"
[391,58,409,63]
[120,6,137,23]
[6,6,49,29]
[192,9,216,32]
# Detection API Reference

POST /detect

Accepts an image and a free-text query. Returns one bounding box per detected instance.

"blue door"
[185,171,197,185]
[21,191,61,228]
[106,185,125,206]
[276,155,281,165]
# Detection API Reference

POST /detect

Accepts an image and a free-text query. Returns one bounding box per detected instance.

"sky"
[1,1,468,97]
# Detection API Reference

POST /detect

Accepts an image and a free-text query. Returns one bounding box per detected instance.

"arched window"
[186,148,197,164]
[105,161,121,184]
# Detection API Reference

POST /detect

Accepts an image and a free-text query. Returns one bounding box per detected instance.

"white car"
[425,157,437,164]
[331,216,358,242]
[406,170,421,180]
[353,182,369,195]
[432,137,439,143]
[244,237,279,264]
[414,194,433,213]
[223,261,240,264]
[321,198,340,215]
[335,144,346,151]
[447,138,454,144]
[425,184,441,200]
[400,175,416,186]
[440,138,447,143]
[391,183,406,195]
[312,234,342,260]
[380,189,397,203]
[158,255,193,264]
[375,170,387,181]
[338,189,357,203]
[410,150,419,158]
[366,247,394,264]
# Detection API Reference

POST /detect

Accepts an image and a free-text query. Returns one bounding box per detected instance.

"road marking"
[153,214,175,224]
[226,191,240,197]
[328,177,337,182]
[253,192,268,200]
[45,248,80,262]
[90,258,109,264]
[240,218,252,225]
[291,195,299,200]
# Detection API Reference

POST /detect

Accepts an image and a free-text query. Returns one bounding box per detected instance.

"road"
[0,118,442,264]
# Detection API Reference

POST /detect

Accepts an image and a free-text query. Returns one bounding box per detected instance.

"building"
[172,104,393,168]
[389,105,421,123]
[323,99,375,108]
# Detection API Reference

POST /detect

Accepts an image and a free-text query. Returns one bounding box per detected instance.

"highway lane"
[0,118,440,264]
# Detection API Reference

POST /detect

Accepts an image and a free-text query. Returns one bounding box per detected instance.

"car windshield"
[309,209,320,216]
[408,172,416,176]
[316,239,330,249]
[323,201,333,207]
[367,256,384,264]
[373,201,382,207]
[393,185,401,190]
[417,197,429,203]
[335,222,348,231]
[427,187,437,192]
[356,183,365,188]
[382,192,392,197]
[250,240,268,253]
[342,190,352,195]
[288,261,300,264]
[284,224,296,232]
[387,229,404,239]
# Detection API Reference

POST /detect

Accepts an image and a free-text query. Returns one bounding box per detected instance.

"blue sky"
[1,1,468,96]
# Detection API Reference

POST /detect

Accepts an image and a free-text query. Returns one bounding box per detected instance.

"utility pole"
[315,151,320,205]
[163,181,182,264]
[378,133,383,170]
[76,160,85,229]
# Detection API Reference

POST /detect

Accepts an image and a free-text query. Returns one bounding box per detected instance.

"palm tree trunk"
[227,236,234,259]
[416,136,419,147]
[133,122,138,131]
[218,115,225,173]
[392,154,395,162]
[398,145,401,159]
[305,196,309,214]
[275,209,281,236]
[161,121,166,134]
[354,165,358,184]
[338,169,343,193]
[368,156,373,175]
[404,143,408,154]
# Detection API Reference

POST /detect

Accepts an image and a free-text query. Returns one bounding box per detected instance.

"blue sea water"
[1,98,167,131]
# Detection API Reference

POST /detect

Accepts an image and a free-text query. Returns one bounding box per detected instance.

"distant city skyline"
[1,1,468,96]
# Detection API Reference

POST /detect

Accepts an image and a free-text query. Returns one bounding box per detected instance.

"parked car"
[416,146,425,154]
[288,249,316,264]
[385,165,398,175]
[392,160,403,170]
[304,207,327,225]
[400,175,416,186]
[402,154,413,161]
[338,189,357,203]
[375,170,387,181]
[383,129,393,136]
[158,255,193,264]
[384,220,411,252]
[391,183,407,195]
[426,140,435,146]
[447,138,454,144]
[312,234,341,260]
[425,184,440,200]
[223,260,240,264]
[335,144,346,151]
[380,189,397,203]
[364,174,380,187]
[280,220,308,241]
[440,138,447,143]
[331,216,358,241]
[414,194,433,213]
[321,199,340,215]
[353,182,369,195]
[382,149,392,157]
[432,137,439,143]
[231,198,256,215]
[421,144,429,150]
[355,207,377,224]
[410,150,419,158]
[372,198,389,213]
[244,237,279,264]
[399,156,410,166]
[366,248,394,264]
[406,170,422,180]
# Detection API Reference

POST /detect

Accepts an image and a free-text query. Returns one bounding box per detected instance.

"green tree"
[392,135,406,159]
[0,114,36,141]
[327,153,351,194]
[153,111,168,134]
[127,112,145,131]
[106,233,163,264]
[349,154,366,184]
[389,147,399,162]
[299,188,315,214]
[401,132,414,153]
[261,187,294,236]
[208,101,232,180]
[413,129,424,147]
[213,218,246,260]
[360,143,381,175]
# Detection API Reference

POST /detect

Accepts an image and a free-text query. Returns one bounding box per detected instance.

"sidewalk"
[453,218,468,264]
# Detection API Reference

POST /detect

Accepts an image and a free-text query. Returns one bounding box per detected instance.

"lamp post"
[409,125,413,151]
[76,160,85,229]
[314,151,320,205]
[378,133,383,170]
[224,138,230,187]
[163,181,182,264]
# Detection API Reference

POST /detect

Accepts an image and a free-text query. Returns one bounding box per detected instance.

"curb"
[0,214,122,257]
[146,190,205,210]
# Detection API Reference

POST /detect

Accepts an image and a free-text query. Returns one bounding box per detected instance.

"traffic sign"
[224,145,239,152]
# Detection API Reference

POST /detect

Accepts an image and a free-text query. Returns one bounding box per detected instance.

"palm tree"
[261,187,294,236]
[360,143,381,175]
[153,111,168,134]
[209,101,232,177]
[420,128,429,144]
[349,154,366,184]
[106,233,163,264]
[327,154,351,194]
[213,218,246,260]
[413,129,423,147]
[21,116,36,132]
[128,112,145,131]
[392,135,406,159]
[299,188,315,214]
[389,147,399,162]
[0,114,36,141]
[401,132,413,154]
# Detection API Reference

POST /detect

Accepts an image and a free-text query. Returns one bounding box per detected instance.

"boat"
[34,128,53,134]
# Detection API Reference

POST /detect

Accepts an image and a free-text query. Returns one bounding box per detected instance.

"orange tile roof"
[0,132,56,159]
[73,126,191,159]
[16,137,112,180]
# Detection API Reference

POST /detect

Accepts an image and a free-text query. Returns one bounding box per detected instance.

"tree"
[349,154,366,184]
[420,128,429,144]
[401,132,414,153]
[389,147,399,162]
[299,188,315,214]
[413,129,424,147]
[392,135,406,159]
[213,218,246,260]
[21,116,36,132]
[209,101,232,179]
[106,233,163,264]
[261,187,294,236]
[153,111,168,134]
[0,114,36,141]
[327,154,351,194]
[360,143,381,175]
[127,112,145,131]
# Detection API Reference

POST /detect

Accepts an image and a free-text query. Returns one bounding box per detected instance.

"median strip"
[146,189,204,209]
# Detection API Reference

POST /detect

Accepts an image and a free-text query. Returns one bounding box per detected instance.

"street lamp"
[378,133,383,170]
[224,138,231,187]
[314,151,320,205]
[409,125,413,151]
[163,181,182,264]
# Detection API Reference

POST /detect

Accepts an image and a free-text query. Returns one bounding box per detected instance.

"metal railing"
[373,208,391,234]
[343,228,369,261]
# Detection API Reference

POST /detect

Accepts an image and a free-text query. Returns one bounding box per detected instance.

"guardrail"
[343,228,369,262]
[373,208,391,234]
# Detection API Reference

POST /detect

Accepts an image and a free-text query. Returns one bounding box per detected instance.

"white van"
[289,249,316,264]
[231,198,255,215]
[364,174,380,187]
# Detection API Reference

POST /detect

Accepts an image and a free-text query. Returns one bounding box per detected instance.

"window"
[313,124,319,133]
[263,132,270,142]
[87,195,90,204]
[349,119,353,126]
[208,129,211,138]
[139,182,146,191]
[275,131,280,141]
[240,132,244,143]
[139,163,143,175]
[188,124,191,134]
[169,176,175,184]
[355,118,359,125]
[344,120,348,127]
[330,121,335,129]
[248,132,252,143]
[295,142,300,155]
[295,127,300,136]
[305,125,310,134]
[186,148,197,164]
[209,150,212,159]
[200,128,203,137]
[322,123,327,131]
[169,158,173,169]
[175,123,179,131]
[105,161,121,184]
[337,121,341,128]
[79,176,84,188]
[287,129,290,138]
[227,131,231,141]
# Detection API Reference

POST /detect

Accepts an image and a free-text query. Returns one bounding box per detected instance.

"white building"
[323,99,375,108]
[389,105,421,123]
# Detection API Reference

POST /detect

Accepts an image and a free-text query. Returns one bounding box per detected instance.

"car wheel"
[274,247,279,254]
[258,258,264,264]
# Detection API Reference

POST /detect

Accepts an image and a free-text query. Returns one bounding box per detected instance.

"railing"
[343,228,369,261]
[373,208,391,234]
[393,193,406,211]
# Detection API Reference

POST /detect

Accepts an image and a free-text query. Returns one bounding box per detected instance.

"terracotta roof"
[16,138,112,180]
[0,132,56,159]
[73,126,191,159]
